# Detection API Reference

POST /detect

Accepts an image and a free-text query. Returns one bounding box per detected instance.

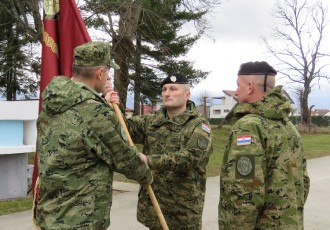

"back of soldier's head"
[72,41,119,78]
[238,61,277,93]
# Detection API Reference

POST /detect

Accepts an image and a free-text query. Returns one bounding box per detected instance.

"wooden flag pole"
[112,103,169,230]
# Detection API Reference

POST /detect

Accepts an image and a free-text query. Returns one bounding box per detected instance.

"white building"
[210,90,237,118]
[0,100,38,199]
[152,99,163,111]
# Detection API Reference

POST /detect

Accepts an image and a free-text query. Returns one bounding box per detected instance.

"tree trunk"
[112,0,142,111]
[6,73,16,101]
[301,85,311,124]
[203,96,207,119]
[140,99,144,115]
[29,0,43,42]
[112,36,131,110]
[6,75,12,101]
[133,33,142,115]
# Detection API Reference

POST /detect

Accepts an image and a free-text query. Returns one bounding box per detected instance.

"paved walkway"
[0,156,329,230]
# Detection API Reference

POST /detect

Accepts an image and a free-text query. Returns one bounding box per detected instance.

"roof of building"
[282,90,294,104]
[125,108,134,112]
[313,109,330,116]
[223,90,237,100]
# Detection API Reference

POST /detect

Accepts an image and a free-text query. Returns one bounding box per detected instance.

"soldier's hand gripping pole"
[112,103,169,230]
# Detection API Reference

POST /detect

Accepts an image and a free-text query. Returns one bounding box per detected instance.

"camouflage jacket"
[127,100,213,230]
[36,76,152,230]
[219,86,310,229]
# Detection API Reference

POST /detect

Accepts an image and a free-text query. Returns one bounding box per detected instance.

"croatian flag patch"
[201,123,211,133]
[237,135,252,146]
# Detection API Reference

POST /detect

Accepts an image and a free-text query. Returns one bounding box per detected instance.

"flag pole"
[111,103,169,230]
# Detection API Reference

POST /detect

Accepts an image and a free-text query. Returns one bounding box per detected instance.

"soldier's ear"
[95,67,104,80]
[185,90,191,100]
[247,81,255,95]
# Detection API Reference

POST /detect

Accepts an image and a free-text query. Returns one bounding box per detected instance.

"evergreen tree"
[0,1,39,100]
[82,0,220,111]
[130,0,210,114]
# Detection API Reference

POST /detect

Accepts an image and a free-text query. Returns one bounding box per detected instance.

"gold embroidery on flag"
[42,25,58,56]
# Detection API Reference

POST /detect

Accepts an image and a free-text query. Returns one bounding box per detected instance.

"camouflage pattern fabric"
[36,76,152,230]
[127,100,213,230]
[218,86,310,229]
[73,41,119,69]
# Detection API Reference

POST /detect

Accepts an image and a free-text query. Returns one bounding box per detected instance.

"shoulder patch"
[236,155,255,179]
[201,123,211,133]
[237,135,252,146]
[197,136,208,150]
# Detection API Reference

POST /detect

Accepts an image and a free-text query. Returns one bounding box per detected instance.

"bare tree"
[199,91,210,119]
[263,0,330,124]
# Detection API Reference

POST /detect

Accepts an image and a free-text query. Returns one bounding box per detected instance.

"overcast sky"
[186,0,330,109]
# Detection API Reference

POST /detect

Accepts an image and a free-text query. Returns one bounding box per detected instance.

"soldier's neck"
[72,76,96,92]
[166,106,186,119]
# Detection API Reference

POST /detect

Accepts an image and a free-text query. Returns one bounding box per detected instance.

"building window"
[213,109,221,115]
[224,109,230,113]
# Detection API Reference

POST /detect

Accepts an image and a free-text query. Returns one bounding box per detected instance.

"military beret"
[237,61,277,76]
[160,73,189,87]
[73,41,120,69]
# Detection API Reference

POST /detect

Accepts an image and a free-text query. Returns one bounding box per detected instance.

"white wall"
[0,100,38,120]
[210,95,236,118]
[0,100,38,200]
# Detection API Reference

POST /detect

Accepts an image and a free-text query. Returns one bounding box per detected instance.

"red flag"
[32,0,91,204]
[58,0,91,77]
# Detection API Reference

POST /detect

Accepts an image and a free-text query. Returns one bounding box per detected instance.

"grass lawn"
[1,126,329,216]
[0,198,32,216]
[301,133,330,159]
[206,126,330,176]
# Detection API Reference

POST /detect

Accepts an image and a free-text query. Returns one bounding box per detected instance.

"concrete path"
[0,156,329,230]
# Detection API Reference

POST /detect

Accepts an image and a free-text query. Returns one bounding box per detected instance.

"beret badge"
[170,76,177,83]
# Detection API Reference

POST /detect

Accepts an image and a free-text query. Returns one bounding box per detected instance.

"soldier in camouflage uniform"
[125,73,213,230]
[218,61,310,229]
[36,41,152,230]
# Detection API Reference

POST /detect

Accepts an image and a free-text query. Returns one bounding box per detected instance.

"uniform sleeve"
[82,101,152,185]
[147,121,213,173]
[302,156,310,203]
[126,115,148,144]
[219,119,266,229]
[298,137,310,203]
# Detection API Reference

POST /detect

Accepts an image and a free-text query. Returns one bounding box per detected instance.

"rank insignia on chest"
[237,135,252,146]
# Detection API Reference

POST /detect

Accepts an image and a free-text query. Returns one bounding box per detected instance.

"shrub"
[289,116,330,127]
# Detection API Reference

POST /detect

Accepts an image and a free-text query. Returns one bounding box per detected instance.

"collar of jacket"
[224,85,292,125]
[151,100,198,127]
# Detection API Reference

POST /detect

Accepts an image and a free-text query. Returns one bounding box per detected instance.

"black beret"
[237,61,277,76]
[160,73,189,87]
